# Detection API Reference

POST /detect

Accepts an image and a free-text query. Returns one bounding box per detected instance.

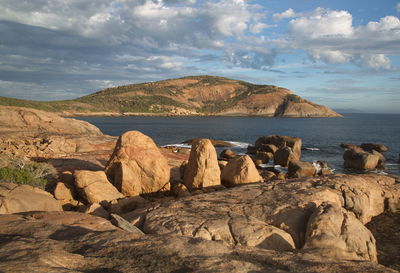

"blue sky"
[0,0,399,113]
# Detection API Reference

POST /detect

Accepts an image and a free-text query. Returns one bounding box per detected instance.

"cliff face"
[0,76,341,117]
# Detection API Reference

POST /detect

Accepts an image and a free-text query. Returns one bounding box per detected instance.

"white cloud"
[287,8,400,69]
[309,50,350,64]
[357,54,392,70]
[288,8,354,38]
[273,8,297,21]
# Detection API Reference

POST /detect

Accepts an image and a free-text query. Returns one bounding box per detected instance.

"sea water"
[75,114,400,175]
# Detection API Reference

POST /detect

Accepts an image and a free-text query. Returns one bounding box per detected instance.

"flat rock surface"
[0,211,396,273]
[142,174,399,261]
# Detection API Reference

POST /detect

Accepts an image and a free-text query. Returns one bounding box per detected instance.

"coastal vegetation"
[0,75,341,117]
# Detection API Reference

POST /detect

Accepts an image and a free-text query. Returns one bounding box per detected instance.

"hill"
[0,76,341,117]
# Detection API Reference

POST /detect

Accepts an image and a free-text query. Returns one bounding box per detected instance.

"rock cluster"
[341,143,387,170]
[0,110,399,272]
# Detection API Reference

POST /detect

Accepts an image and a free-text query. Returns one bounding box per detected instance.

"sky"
[0,0,399,113]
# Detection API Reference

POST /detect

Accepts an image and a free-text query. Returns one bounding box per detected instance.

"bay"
[75,114,400,175]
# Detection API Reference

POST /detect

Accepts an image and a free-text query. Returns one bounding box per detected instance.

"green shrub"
[286,94,303,103]
[0,159,57,189]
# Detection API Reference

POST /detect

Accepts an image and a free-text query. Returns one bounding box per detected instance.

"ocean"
[76,114,400,175]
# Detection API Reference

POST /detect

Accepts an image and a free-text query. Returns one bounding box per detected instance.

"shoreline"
[60,111,343,118]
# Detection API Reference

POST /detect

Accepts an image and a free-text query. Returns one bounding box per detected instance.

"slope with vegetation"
[0,76,341,117]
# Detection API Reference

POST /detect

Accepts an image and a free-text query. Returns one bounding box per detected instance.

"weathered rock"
[170,183,191,198]
[343,149,380,170]
[366,211,400,271]
[142,174,399,250]
[218,160,228,170]
[183,138,221,190]
[221,155,263,187]
[258,144,278,154]
[105,131,171,196]
[255,151,273,164]
[109,195,150,214]
[74,170,124,204]
[110,213,145,235]
[276,172,287,180]
[372,150,386,169]
[288,160,317,178]
[0,183,62,214]
[255,135,302,159]
[144,209,295,251]
[261,170,277,180]
[179,160,188,179]
[80,203,109,219]
[274,146,299,167]
[0,211,394,273]
[246,145,257,154]
[220,149,237,160]
[360,143,388,153]
[340,143,359,150]
[53,181,77,201]
[0,106,102,136]
[304,202,377,263]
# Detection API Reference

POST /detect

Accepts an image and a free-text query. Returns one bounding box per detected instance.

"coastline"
[60,111,343,118]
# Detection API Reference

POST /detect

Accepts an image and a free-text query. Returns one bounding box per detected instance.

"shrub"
[0,158,57,189]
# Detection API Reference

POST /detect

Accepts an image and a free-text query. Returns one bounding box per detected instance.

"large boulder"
[255,135,302,159]
[221,155,263,187]
[74,170,124,203]
[304,202,377,263]
[105,131,171,196]
[288,160,317,178]
[274,146,299,167]
[0,183,62,214]
[343,149,380,170]
[360,143,388,153]
[183,139,221,190]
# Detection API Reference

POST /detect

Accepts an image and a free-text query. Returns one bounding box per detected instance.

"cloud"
[273,8,297,21]
[0,0,275,99]
[397,3,400,12]
[287,8,400,69]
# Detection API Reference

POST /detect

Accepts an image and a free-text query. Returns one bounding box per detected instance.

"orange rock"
[105,131,170,196]
[221,155,263,187]
[183,139,221,190]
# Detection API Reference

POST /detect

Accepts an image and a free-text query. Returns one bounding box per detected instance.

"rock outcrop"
[183,138,221,190]
[255,135,302,159]
[141,174,399,262]
[274,146,299,167]
[0,183,62,214]
[221,155,263,187]
[304,202,377,262]
[0,106,102,136]
[0,211,394,273]
[74,170,124,203]
[105,131,171,196]
[343,148,380,170]
[288,160,317,178]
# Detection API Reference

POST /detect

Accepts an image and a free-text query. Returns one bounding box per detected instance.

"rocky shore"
[0,106,399,273]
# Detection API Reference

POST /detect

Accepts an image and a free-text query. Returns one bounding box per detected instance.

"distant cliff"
[0,76,341,117]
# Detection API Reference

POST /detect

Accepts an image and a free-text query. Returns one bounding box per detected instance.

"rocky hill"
[0,76,341,117]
